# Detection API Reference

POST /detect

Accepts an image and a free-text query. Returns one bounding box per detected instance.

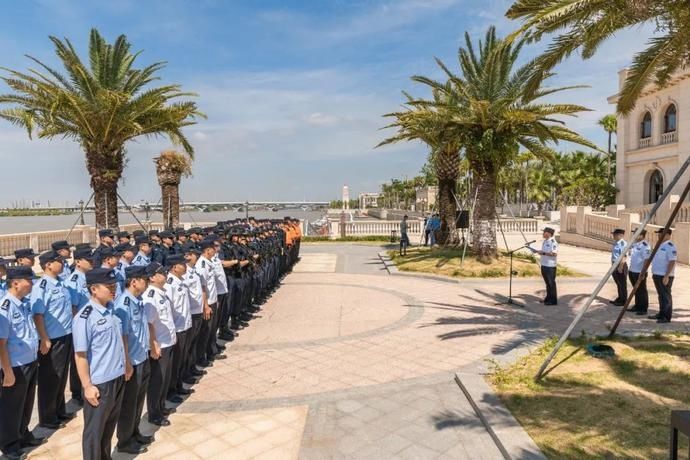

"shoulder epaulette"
[80,305,93,318]
[1,299,9,310]
[167,277,173,284]
[39,279,47,289]
[124,297,130,306]
[147,290,155,298]
[201,260,206,268]
[70,274,79,282]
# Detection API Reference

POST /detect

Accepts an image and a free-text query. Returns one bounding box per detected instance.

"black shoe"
[230,323,244,331]
[58,412,77,422]
[635,310,648,316]
[608,299,620,304]
[161,408,176,416]
[167,395,184,404]
[217,344,227,352]
[182,377,198,385]
[648,314,660,320]
[135,434,155,445]
[197,359,212,367]
[219,333,235,341]
[117,442,148,454]
[20,435,46,447]
[213,354,227,360]
[611,302,624,307]
[39,421,66,430]
[177,388,194,395]
[190,369,206,376]
[148,417,170,427]
[626,305,638,312]
[657,318,671,323]
[240,313,253,321]
[1,449,26,460]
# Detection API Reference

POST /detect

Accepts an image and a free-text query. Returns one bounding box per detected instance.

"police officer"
[144,262,177,426]
[195,240,218,368]
[182,244,208,382]
[158,231,175,265]
[13,249,37,268]
[132,236,153,267]
[649,229,676,323]
[31,250,75,429]
[609,229,628,306]
[117,231,131,246]
[0,258,8,299]
[149,230,164,264]
[0,267,44,460]
[92,229,115,267]
[165,255,194,403]
[209,237,228,360]
[535,227,558,305]
[113,266,152,454]
[115,243,136,276]
[51,241,72,282]
[627,230,651,315]
[72,268,126,460]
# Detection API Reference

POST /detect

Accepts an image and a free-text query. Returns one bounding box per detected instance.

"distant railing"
[498,218,539,233]
[566,214,577,233]
[584,214,620,242]
[661,131,678,145]
[638,137,652,149]
[329,218,541,238]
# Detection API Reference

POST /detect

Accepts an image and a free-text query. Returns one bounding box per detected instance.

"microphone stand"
[502,241,536,308]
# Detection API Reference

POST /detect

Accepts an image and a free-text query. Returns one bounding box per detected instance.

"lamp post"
[245,200,249,222]
[78,200,85,225]
[144,201,150,221]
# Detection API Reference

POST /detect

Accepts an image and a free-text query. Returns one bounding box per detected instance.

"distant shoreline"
[0,209,74,217]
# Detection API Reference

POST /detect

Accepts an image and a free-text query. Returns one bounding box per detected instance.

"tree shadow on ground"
[430,410,485,430]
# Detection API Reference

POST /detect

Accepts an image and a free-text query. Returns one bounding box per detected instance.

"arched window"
[664,105,677,133]
[648,170,663,204]
[640,112,652,139]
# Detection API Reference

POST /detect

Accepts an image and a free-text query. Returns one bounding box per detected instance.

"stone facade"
[415,186,438,212]
[609,69,690,208]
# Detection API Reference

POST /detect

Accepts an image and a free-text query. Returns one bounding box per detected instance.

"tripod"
[502,241,536,307]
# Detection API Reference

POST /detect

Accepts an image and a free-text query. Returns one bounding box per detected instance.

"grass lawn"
[490,335,690,459]
[388,246,583,278]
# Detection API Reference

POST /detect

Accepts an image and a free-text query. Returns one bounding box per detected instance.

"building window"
[648,169,663,204]
[640,112,652,138]
[664,104,677,133]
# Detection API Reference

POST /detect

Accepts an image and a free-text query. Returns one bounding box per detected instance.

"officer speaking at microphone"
[72,268,127,460]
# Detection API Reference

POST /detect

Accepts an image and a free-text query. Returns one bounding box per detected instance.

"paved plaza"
[24,241,690,459]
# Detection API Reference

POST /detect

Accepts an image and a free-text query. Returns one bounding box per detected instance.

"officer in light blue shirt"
[31,250,75,428]
[627,230,651,315]
[132,236,152,267]
[99,246,125,299]
[650,228,677,323]
[0,266,43,460]
[72,268,126,460]
[66,247,95,311]
[609,229,628,306]
[0,258,8,299]
[115,244,136,293]
[113,265,152,454]
[51,240,73,282]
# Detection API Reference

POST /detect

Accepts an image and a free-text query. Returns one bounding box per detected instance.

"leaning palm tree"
[397,27,598,261]
[598,114,617,182]
[0,29,203,228]
[506,0,690,114]
[155,150,193,229]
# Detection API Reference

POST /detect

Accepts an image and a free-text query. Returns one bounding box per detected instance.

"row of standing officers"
[0,218,302,460]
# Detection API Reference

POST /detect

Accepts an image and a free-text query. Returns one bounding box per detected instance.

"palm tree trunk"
[435,148,460,245]
[87,148,124,229]
[471,162,498,263]
[161,182,180,229]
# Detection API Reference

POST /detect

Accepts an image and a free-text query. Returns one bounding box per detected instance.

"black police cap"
[39,250,63,265]
[98,229,114,238]
[99,246,121,259]
[14,248,37,259]
[199,240,215,250]
[86,267,118,285]
[73,247,95,261]
[6,266,35,280]
[124,265,147,279]
[135,235,151,245]
[132,230,145,238]
[51,240,70,251]
[159,230,174,239]
[182,243,201,255]
[145,262,167,277]
[117,231,131,239]
[166,254,186,267]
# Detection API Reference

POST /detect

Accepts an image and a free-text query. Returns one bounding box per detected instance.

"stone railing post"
[29,233,39,253]
[658,195,680,225]
[673,222,690,264]
[607,204,626,218]
[576,206,592,235]
[619,212,640,236]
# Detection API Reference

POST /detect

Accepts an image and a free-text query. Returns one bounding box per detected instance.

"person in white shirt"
[609,228,628,306]
[627,230,651,315]
[649,229,676,323]
[164,255,193,403]
[194,241,218,367]
[209,238,229,360]
[182,245,209,382]
[142,263,176,426]
[535,227,558,305]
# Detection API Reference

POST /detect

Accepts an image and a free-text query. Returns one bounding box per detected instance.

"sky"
[0,0,655,207]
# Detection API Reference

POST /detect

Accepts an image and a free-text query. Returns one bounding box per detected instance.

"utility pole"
[79,200,85,225]
[245,200,249,222]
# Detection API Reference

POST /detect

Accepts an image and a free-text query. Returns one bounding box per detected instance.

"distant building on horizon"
[358,192,381,209]
[342,185,350,210]
[609,68,689,208]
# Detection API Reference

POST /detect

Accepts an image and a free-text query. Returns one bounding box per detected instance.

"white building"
[358,192,381,209]
[609,68,689,208]
[415,186,438,212]
[342,185,350,210]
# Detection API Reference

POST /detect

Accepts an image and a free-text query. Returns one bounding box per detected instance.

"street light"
[144,201,150,221]
[245,200,249,222]
[78,200,85,225]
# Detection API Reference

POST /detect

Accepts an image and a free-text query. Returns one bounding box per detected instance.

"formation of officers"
[0,217,302,460]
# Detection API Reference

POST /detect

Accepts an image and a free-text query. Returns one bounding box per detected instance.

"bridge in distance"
[1,201,330,212]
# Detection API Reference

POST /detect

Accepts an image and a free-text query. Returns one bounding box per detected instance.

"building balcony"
[638,137,652,149]
[661,131,678,145]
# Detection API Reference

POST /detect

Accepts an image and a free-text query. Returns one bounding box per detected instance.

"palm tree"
[0,29,203,228]
[598,114,617,182]
[155,150,192,229]
[506,0,690,114]
[387,27,597,261]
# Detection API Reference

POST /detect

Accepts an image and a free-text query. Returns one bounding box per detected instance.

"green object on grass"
[586,343,615,358]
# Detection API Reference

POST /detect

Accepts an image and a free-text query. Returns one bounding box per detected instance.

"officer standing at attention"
[72,268,126,460]
[627,230,651,316]
[92,229,115,267]
[649,229,676,323]
[13,249,38,268]
[534,227,558,305]
[113,266,153,454]
[31,250,76,429]
[115,244,136,276]
[164,255,194,403]
[0,267,44,460]
[51,241,72,282]
[99,247,124,299]
[609,229,628,306]
[132,236,153,267]
[195,240,218,368]
[182,244,208,382]
[143,263,177,426]
[117,232,131,246]
[0,258,8,298]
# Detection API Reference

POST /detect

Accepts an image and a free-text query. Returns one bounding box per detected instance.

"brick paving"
[24,242,690,459]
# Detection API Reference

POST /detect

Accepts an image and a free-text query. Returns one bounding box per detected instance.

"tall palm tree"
[388,27,597,261]
[506,0,690,114]
[155,150,192,229]
[597,114,617,183]
[0,29,203,228]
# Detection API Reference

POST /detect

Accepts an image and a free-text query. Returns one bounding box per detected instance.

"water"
[0,210,327,234]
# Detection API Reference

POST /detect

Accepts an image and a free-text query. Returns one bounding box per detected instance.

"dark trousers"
[0,362,38,454]
[82,376,125,460]
[185,314,203,376]
[652,274,674,321]
[196,312,212,364]
[205,302,220,358]
[628,271,649,312]
[612,264,628,302]
[541,266,558,304]
[69,351,82,399]
[116,360,150,448]
[37,333,71,424]
[147,346,173,420]
[220,280,234,331]
[168,329,189,396]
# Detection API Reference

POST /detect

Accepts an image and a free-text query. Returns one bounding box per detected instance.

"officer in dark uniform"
[149,230,165,264]
[113,266,152,454]
[0,267,44,460]
[92,229,115,267]
[13,249,37,268]
[158,231,175,265]
[117,231,131,246]
[72,268,126,460]
[31,250,75,429]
